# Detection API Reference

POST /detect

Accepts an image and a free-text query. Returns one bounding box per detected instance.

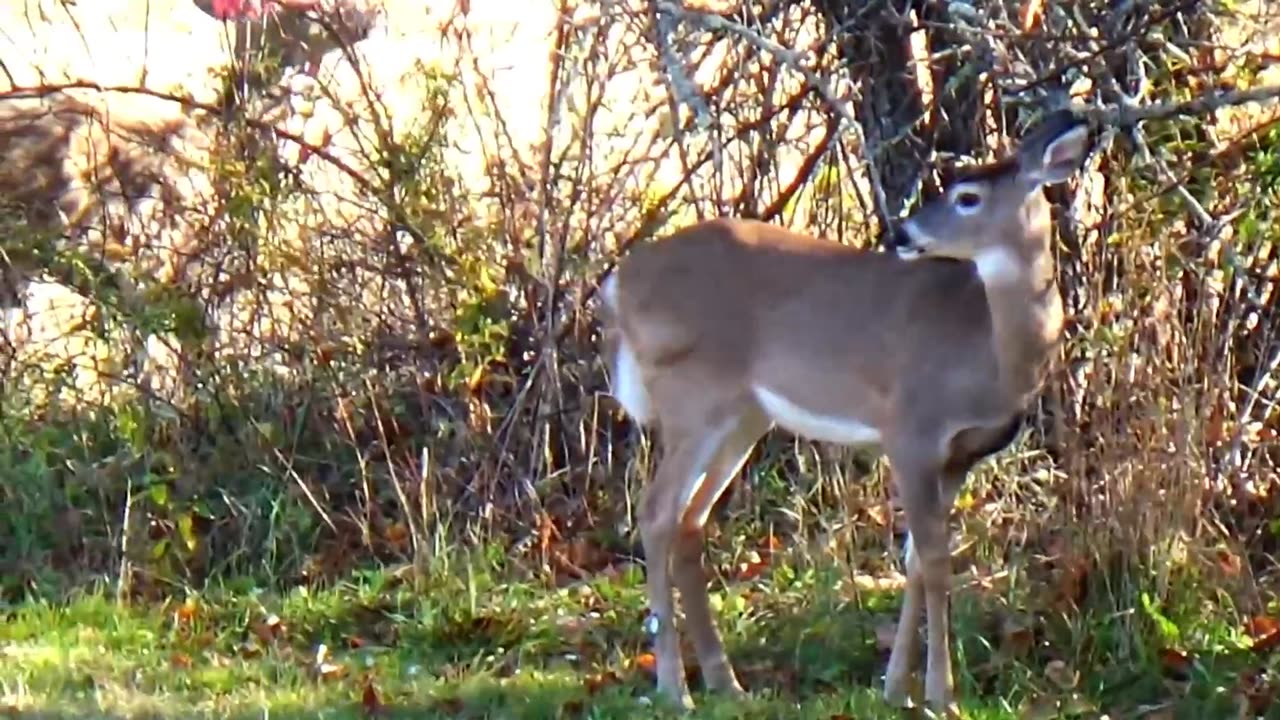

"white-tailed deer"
[599,110,1091,712]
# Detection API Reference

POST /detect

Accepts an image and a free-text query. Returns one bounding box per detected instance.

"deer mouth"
[891,220,931,259]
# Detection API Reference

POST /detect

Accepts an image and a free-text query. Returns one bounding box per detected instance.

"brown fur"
[602,110,1092,713]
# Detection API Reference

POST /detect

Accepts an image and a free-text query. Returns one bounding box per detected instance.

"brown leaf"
[361,678,381,717]
[1044,659,1077,690]
[1216,548,1243,577]
[734,553,770,581]
[584,670,621,695]
[1245,615,1280,654]
[633,652,658,677]
[170,652,193,669]
[1234,670,1276,717]
[1020,696,1059,720]
[1000,614,1035,659]
[1158,648,1193,680]
[761,533,782,556]
[383,522,410,551]
[174,597,198,626]
[251,613,286,645]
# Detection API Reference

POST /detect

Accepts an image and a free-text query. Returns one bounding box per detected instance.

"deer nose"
[887,224,913,250]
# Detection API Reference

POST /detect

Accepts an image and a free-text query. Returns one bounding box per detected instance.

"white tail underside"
[602,274,654,423]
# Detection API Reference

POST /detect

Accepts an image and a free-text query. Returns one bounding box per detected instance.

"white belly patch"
[751,384,881,446]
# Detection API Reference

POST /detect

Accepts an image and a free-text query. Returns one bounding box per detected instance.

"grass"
[4,543,1274,720]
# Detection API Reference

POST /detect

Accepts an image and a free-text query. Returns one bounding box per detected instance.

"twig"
[0,81,379,197]
[1069,83,1280,127]
[651,0,712,132]
[655,0,893,229]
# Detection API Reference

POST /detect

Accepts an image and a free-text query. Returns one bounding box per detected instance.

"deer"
[597,109,1092,713]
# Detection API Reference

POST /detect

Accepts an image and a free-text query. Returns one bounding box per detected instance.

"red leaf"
[361,678,381,717]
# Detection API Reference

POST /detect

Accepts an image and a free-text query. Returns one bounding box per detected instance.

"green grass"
[4,548,1271,720]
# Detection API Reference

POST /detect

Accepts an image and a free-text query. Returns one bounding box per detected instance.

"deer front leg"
[891,453,958,714]
[885,469,966,707]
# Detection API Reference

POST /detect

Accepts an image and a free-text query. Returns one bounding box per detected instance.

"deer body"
[600,111,1090,712]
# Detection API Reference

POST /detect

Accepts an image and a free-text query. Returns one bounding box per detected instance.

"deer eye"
[953,190,983,211]
[947,183,983,211]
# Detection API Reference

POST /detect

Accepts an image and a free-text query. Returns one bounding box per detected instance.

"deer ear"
[1026,124,1091,186]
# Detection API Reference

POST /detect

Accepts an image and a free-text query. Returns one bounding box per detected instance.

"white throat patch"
[972,247,1023,288]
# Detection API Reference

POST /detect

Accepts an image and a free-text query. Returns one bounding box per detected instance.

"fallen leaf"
[634,652,658,676]
[1000,614,1035,659]
[1234,670,1276,716]
[174,597,198,626]
[734,550,770,581]
[314,643,347,680]
[1157,647,1193,681]
[1044,659,1077,690]
[585,669,621,695]
[1020,696,1059,720]
[170,652,193,669]
[1216,548,1243,577]
[361,678,381,717]
[1245,615,1280,654]
[252,613,285,644]
[383,522,410,550]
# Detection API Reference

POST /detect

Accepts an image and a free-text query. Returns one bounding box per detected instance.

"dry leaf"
[1216,548,1243,577]
[1158,647,1193,680]
[174,597,198,626]
[1000,614,1035,659]
[361,678,382,717]
[170,652,193,669]
[734,554,770,581]
[253,613,285,644]
[383,522,410,550]
[634,651,658,676]
[1044,659,1077,690]
[1245,615,1280,654]
[585,670,621,695]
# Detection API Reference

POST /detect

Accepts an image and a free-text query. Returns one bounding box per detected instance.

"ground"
[4,542,1276,720]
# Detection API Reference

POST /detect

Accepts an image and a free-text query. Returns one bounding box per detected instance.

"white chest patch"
[751,385,881,446]
[973,247,1023,288]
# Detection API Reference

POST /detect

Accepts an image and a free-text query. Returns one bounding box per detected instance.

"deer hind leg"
[671,409,769,695]
[639,419,740,709]
[883,535,924,706]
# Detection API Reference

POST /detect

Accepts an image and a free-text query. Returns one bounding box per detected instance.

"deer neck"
[975,228,1063,406]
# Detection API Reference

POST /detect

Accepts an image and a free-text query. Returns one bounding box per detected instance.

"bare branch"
[655,0,893,228]
[1069,83,1280,126]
